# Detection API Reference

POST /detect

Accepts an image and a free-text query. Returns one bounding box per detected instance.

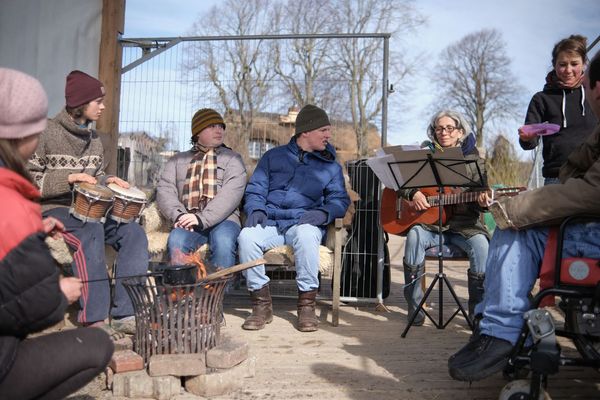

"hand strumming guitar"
[410,191,431,211]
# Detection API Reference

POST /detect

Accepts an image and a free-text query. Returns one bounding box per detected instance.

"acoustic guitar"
[380,186,525,235]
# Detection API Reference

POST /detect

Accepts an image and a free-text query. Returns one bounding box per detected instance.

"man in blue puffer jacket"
[238,104,350,332]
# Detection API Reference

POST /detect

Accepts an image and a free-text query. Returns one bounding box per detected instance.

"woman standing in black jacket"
[519,34,598,185]
[0,68,113,400]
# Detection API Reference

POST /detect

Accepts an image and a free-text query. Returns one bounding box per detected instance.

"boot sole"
[242,317,273,331]
[449,356,508,381]
[297,326,318,332]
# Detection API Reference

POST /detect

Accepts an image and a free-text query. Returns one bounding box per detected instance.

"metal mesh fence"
[119,34,388,187]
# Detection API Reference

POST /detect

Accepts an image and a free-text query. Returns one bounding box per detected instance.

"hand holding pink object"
[518,123,561,140]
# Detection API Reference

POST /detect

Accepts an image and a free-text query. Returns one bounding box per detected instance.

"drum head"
[75,182,114,199]
[108,183,147,201]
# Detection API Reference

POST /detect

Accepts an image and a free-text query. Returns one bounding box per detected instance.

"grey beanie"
[294,104,330,135]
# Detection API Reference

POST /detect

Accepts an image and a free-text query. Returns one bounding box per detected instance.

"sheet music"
[367,146,473,190]
[365,154,399,190]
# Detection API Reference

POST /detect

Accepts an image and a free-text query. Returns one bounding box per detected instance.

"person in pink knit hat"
[0,67,113,400]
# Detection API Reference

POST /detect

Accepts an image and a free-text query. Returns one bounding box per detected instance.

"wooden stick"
[201,258,265,282]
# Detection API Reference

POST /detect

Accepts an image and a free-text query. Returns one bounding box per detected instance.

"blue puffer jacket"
[244,138,350,234]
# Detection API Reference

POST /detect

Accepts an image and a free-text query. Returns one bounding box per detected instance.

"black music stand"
[381,147,484,337]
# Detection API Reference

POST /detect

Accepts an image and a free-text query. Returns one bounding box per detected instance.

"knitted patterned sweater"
[27,109,108,211]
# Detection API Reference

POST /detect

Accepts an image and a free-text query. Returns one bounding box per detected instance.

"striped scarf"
[182,144,218,211]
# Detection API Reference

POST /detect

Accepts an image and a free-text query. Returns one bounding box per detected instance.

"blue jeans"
[238,224,323,292]
[167,220,240,269]
[44,207,149,323]
[403,225,489,274]
[479,222,600,345]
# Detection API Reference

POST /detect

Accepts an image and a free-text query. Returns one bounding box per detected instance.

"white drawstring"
[581,85,586,117]
[561,89,567,128]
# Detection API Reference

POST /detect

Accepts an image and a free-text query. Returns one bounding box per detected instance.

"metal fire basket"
[123,276,232,363]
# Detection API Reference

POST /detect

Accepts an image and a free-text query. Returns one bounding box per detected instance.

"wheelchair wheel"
[564,298,600,361]
[499,380,550,400]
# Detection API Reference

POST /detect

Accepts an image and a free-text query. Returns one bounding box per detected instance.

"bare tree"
[331,0,425,157]
[183,0,275,159]
[432,29,524,147]
[271,0,337,109]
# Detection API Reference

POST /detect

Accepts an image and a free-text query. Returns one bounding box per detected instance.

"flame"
[181,249,208,280]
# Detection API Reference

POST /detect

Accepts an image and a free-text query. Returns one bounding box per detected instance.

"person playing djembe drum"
[27,70,148,338]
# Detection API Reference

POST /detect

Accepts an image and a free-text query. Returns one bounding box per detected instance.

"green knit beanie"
[294,104,330,135]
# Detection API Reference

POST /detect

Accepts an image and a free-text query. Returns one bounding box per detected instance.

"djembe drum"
[107,183,147,224]
[69,182,114,223]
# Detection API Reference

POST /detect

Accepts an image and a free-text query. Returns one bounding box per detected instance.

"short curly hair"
[426,110,471,144]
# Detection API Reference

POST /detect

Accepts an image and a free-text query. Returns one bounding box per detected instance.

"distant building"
[118,131,164,188]
[226,107,382,172]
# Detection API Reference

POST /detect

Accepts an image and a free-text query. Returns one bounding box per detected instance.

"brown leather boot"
[242,285,273,330]
[297,289,318,332]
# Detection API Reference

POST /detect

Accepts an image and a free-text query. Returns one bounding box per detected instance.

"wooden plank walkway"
[69,234,600,399]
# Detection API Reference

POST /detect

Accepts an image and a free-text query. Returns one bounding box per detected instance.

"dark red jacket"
[0,167,67,383]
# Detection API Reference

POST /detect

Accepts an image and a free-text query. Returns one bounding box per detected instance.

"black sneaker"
[448,314,482,364]
[448,334,513,381]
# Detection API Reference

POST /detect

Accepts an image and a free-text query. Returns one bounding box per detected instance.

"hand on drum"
[59,276,82,304]
[42,216,65,239]
[175,213,200,231]
[68,172,97,185]
[106,176,130,189]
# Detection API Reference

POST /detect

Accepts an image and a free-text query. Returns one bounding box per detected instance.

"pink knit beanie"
[65,70,105,108]
[0,68,48,139]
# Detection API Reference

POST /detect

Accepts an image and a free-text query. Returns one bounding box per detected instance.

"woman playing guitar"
[396,110,491,326]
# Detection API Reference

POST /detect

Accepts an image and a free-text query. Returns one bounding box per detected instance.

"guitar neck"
[426,191,481,207]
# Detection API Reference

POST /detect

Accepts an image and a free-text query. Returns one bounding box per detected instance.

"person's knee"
[294,224,321,243]
[237,227,257,249]
[167,228,190,250]
[80,328,114,369]
[405,226,425,246]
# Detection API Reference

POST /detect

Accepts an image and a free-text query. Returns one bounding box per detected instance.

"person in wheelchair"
[448,50,600,382]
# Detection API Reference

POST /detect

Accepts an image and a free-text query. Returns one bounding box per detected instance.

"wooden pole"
[201,258,266,282]
[97,0,125,176]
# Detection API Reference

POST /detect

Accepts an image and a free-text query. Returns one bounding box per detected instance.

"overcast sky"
[124,0,600,158]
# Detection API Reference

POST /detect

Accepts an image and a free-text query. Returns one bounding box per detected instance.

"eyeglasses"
[434,125,459,134]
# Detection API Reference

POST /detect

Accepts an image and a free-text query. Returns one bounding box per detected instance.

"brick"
[206,333,249,369]
[153,375,182,400]
[112,370,153,397]
[109,349,144,373]
[113,335,134,351]
[185,357,253,397]
[149,353,206,377]
[112,370,182,399]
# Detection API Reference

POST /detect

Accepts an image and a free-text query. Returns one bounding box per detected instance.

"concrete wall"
[0,0,102,116]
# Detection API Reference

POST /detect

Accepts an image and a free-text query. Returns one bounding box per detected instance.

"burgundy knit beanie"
[65,70,105,107]
[0,68,48,139]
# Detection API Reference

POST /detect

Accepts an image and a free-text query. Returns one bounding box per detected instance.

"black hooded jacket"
[520,72,598,178]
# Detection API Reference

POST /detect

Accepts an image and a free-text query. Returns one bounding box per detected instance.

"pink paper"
[520,123,561,136]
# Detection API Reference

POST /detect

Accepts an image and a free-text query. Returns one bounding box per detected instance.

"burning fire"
[181,249,208,281]
[171,248,208,280]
